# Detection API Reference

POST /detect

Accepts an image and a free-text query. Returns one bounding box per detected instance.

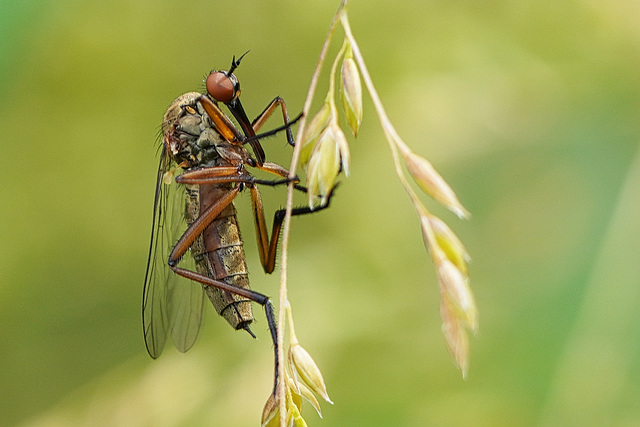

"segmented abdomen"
[185,183,254,330]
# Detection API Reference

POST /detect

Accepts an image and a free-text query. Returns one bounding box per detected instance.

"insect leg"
[177,166,297,188]
[197,95,243,144]
[181,164,335,274]
[169,266,280,393]
[250,183,339,274]
[168,186,241,265]
[202,90,267,166]
[167,181,281,393]
[251,96,296,147]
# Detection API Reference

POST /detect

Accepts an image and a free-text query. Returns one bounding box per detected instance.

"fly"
[142,55,335,393]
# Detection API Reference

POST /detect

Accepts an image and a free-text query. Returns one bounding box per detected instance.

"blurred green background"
[1,0,639,426]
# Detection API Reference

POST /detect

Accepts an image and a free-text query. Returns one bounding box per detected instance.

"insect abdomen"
[186,183,254,330]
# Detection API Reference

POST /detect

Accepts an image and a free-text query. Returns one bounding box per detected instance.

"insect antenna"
[228,50,251,75]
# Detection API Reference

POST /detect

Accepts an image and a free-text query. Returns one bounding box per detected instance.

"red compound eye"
[206,71,236,103]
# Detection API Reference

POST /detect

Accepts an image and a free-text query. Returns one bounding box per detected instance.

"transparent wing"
[142,146,205,358]
[165,182,205,353]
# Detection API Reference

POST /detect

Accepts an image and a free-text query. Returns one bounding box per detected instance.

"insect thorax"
[163,92,226,168]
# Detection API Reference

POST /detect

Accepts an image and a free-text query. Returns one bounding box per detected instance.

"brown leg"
[169,265,279,394]
[167,173,280,392]
[177,165,338,276]
[168,186,241,265]
[197,95,243,144]
[251,96,295,147]
[249,183,339,274]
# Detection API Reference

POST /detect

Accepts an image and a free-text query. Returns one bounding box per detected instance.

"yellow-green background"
[2,1,639,426]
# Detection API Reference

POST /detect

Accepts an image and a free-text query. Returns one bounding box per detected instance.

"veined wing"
[142,145,205,358]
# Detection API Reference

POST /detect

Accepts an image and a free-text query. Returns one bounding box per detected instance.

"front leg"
[251,96,296,147]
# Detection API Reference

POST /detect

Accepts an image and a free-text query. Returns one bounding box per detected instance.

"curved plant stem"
[276,1,349,423]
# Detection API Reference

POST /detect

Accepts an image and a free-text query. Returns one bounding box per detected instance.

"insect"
[142,55,334,391]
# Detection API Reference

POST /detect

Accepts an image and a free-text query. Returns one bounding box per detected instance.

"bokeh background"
[2,0,639,426]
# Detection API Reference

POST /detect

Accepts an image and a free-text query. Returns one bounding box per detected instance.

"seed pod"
[404,150,470,219]
[427,214,470,274]
[290,344,333,404]
[440,297,470,378]
[438,259,477,332]
[340,47,363,136]
[306,128,341,207]
[300,103,331,168]
[261,392,278,426]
